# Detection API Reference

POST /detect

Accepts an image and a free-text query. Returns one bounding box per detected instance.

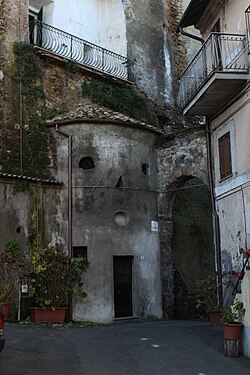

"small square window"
[218,131,232,180]
[73,246,87,261]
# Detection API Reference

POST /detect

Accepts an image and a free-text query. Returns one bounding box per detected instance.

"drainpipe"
[55,125,73,259]
[205,119,223,306]
[179,27,204,43]
[56,125,73,321]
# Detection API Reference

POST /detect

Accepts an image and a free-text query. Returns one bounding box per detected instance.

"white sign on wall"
[151,221,159,232]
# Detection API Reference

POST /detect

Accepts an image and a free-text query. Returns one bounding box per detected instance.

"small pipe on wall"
[55,125,73,259]
[205,119,223,305]
[55,125,73,321]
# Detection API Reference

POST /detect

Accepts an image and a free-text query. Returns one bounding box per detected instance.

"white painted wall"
[216,188,247,271]
[42,0,127,56]
[211,91,250,271]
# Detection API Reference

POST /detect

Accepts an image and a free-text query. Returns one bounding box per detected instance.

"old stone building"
[0,0,215,322]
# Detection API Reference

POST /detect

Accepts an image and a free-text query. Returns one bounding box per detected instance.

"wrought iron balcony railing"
[177,33,249,109]
[29,20,134,81]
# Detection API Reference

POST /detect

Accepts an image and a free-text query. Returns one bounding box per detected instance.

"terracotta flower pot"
[1,301,11,321]
[30,307,68,324]
[222,322,243,340]
[209,310,222,326]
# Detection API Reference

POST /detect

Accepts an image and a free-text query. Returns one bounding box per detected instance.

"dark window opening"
[115,176,124,188]
[79,157,95,170]
[29,7,43,45]
[73,246,88,261]
[218,131,232,180]
[142,163,148,175]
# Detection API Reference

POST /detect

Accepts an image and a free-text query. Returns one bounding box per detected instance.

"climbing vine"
[6,42,52,179]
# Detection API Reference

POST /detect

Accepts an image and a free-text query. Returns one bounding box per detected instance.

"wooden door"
[113,256,133,318]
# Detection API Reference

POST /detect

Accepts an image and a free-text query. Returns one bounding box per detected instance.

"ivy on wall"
[2,42,52,179]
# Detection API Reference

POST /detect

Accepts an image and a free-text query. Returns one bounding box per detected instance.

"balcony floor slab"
[183,72,249,118]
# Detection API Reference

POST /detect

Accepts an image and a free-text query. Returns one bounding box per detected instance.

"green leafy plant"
[29,247,88,308]
[221,299,245,324]
[196,274,219,314]
[0,241,29,302]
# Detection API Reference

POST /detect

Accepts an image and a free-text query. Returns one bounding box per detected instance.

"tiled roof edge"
[0,173,62,185]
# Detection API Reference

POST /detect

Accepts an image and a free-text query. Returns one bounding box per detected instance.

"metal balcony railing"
[177,33,248,109]
[29,20,134,81]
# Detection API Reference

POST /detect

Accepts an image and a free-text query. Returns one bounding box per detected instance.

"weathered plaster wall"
[52,121,162,323]
[211,90,250,271]
[0,179,62,253]
[157,128,209,317]
[123,0,174,106]
[216,187,250,273]
[0,181,29,251]
[238,270,250,358]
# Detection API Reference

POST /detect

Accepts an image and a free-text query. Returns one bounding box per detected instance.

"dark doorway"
[113,256,133,318]
[172,178,215,319]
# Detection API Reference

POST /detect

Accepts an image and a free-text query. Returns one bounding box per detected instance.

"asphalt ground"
[0,320,249,375]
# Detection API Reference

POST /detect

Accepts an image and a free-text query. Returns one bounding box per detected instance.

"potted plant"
[29,247,87,324]
[196,274,221,326]
[221,299,245,340]
[0,240,28,320]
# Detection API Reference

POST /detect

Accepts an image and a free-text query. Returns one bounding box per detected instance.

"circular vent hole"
[114,211,129,226]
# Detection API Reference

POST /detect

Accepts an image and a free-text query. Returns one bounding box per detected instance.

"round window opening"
[79,156,95,170]
[114,211,129,226]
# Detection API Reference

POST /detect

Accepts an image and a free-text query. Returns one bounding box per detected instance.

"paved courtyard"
[0,320,249,375]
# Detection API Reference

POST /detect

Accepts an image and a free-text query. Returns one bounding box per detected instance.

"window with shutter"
[218,131,232,180]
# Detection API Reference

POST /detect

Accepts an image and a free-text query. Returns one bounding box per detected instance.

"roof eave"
[176,0,211,33]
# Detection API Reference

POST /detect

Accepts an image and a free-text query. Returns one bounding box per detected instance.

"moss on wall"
[28,186,47,251]
[12,42,52,178]
[82,80,154,123]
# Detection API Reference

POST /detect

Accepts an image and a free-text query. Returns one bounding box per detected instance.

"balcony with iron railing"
[177,32,249,117]
[29,20,134,82]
